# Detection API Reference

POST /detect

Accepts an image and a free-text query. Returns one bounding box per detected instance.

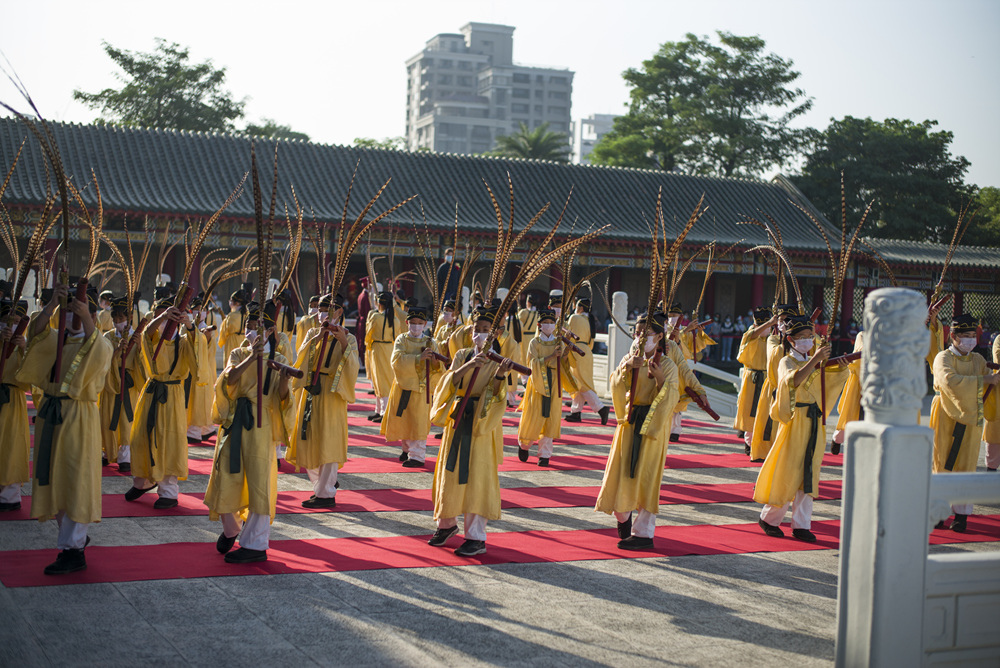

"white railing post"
[607,291,629,386]
[836,287,933,668]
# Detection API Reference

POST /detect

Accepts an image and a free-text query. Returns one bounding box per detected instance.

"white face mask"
[955,337,977,354]
[199,310,208,321]
[442,311,455,323]
[408,323,425,337]
[230,302,239,311]
[552,307,561,318]
[539,322,556,336]
[668,316,680,327]
[115,321,127,334]
[791,338,813,355]
[472,332,488,348]
[246,330,257,343]
[644,335,657,354]
[445,254,453,263]
[309,307,318,315]
[777,320,787,333]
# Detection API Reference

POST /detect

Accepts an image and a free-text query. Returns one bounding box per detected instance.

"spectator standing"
[720,315,736,362]
[436,247,461,301]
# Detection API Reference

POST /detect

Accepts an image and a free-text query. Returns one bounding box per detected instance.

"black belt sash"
[144,379,181,467]
[224,397,254,474]
[944,422,968,471]
[628,404,652,478]
[0,382,10,407]
[749,370,765,418]
[762,390,777,441]
[301,373,324,439]
[797,402,823,494]
[445,396,477,485]
[396,390,411,417]
[541,367,553,418]
[183,374,192,408]
[35,395,66,486]
[109,370,135,431]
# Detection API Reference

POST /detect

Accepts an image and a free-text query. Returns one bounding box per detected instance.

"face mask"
[445,254,453,263]
[115,321,127,334]
[668,316,680,327]
[644,335,657,354]
[553,307,561,318]
[230,302,239,311]
[539,323,556,336]
[309,307,318,315]
[777,320,787,333]
[956,337,977,354]
[408,324,425,337]
[472,332,488,348]
[443,311,454,323]
[199,310,208,320]
[792,338,813,354]
[246,330,257,343]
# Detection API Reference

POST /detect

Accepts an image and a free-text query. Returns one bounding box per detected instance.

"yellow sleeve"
[62,329,114,402]
[390,335,421,392]
[933,351,985,425]
[640,358,680,436]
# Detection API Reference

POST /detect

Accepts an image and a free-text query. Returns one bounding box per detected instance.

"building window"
[438,75,452,85]
[534,105,543,114]
[457,76,473,87]
[534,89,543,99]
[512,88,529,99]
[495,107,506,120]
[512,73,530,83]
[550,76,567,85]
[548,91,568,100]
[440,59,453,69]
[512,103,529,114]
[548,106,566,116]
[458,61,472,70]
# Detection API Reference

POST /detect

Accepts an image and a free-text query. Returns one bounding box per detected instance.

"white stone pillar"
[461,286,471,320]
[836,287,933,668]
[607,291,630,386]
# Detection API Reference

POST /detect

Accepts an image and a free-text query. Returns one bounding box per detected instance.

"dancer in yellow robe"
[0,301,30,511]
[186,294,217,444]
[218,290,248,373]
[517,308,571,465]
[125,299,200,509]
[564,298,610,425]
[930,314,1000,532]
[96,290,115,333]
[434,299,461,350]
[985,333,1000,472]
[734,307,776,456]
[295,295,321,348]
[754,316,849,542]
[428,306,513,557]
[595,313,679,550]
[517,294,540,366]
[749,304,799,461]
[662,302,711,442]
[204,304,295,563]
[19,285,113,574]
[665,302,715,363]
[832,333,864,454]
[286,296,359,508]
[365,291,402,422]
[99,297,146,473]
[381,307,447,468]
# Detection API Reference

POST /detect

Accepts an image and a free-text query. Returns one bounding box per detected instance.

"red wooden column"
[751,258,764,307]
[953,291,964,316]
[704,274,716,315]
[813,284,825,316]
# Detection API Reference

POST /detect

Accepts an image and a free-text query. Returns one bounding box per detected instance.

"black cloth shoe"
[617,536,654,551]
[744,443,751,456]
[792,528,817,543]
[224,547,267,564]
[117,462,131,474]
[428,525,459,547]
[43,549,86,575]
[564,412,582,423]
[367,413,379,421]
[216,533,237,554]
[988,468,997,472]
[951,514,968,533]
[758,518,784,538]
[599,406,610,425]
[302,496,337,509]
[399,451,409,462]
[401,458,425,468]
[934,521,947,530]
[751,458,765,463]
[831,442,841,455]
[153,497,178,510]
[454,539,487,557]
[0,501,21,511]
[102,456,109,467]
[517,447,529,463]
[669,434,680,443]
[124,484,157,502]
[537,457,550,467]
[187,435,203,444]
[367,390,375,395]
[617,515,632,540]
[371,414,383,424]
[434,432,444,439]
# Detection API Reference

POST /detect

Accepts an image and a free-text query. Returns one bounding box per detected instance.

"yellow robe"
[295,313,320,351]
[218,310,245,372]
[753,355,848,506]
[96,309,114,334]
[517,337,565,444]
[666,339,704,416]
[430,348,507,521]
[433,315,460,348]
[99,329,146,463]
[750,335,784,459]
[669,325,714,362]
[930,349,997,472]
[381,333,446,442]
[985,337,1000,444]
[186,328,216,430]
[835,335,865,431]
[447,323,473,360]
[0,347,30,487]
[286,330,359,469]
[926,317,944,368]
[734,328,768,432]
[595,354,679,515]
[365,310,403,397]
[18,323,113,523]
[130,327,199,482]
[203,347,294,521]
[518,308,539,365]
[566,313,597,394]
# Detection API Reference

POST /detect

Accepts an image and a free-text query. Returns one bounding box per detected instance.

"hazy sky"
[2,0,998,185]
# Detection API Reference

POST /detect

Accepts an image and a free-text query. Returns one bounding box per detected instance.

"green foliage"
[352,136,408,151]
[245,119,310,141]
[590,31,814,177]
[490,122,570,162]
[74,39,246,132]
[793,117,972,242]
[964,186,1000,247]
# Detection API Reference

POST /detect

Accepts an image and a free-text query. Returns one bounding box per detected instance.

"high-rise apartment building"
[570,113,620,165]
[405,22,574,155]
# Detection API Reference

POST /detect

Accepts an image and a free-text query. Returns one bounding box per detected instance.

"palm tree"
[491,122,571,162]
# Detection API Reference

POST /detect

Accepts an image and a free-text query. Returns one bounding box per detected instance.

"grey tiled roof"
[0,118,838,251]
[863,238,999,269]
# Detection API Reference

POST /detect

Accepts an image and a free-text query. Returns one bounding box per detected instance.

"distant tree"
[245,119,310,141]
[491,122,570,162]
[964,186,1000,247]
[590,31,814,177]
[353,136,408,151]
[73,39,246,132]
[794,117,972,242]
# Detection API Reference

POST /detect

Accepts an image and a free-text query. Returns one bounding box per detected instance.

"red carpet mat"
[2,515,997,588]
[0,481,843,521]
